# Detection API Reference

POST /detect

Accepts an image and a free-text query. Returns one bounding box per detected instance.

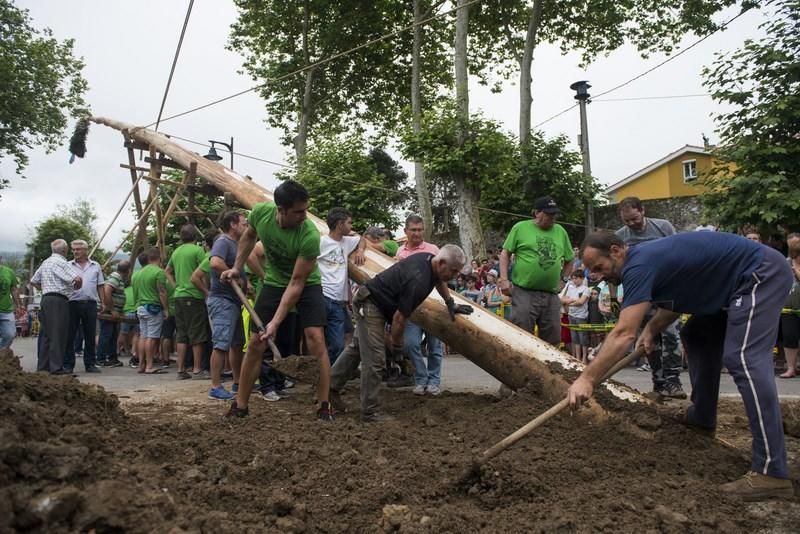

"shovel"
[230,281,320,384]
[460,346,646,482]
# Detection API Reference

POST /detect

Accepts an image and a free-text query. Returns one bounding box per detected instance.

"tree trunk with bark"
[293,0,314,164]
[412,0,433,239]
[518,2,543,148]
[90,115,646,415]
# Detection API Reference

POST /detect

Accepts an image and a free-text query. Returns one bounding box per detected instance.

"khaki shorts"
[174,297,209,345]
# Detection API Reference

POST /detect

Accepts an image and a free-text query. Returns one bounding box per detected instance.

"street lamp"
[204,137,234,170]
[570,81,593,232]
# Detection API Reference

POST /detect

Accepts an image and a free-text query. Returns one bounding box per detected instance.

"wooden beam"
[163,162,195,224]
[149,147,166,260]
[144,156,185,170]
[119,163,150,173]
[123,140,150,151]
[140,175,187,188]
[122,130,148,261]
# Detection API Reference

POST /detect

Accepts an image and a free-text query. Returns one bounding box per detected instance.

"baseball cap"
[533,196,560,214]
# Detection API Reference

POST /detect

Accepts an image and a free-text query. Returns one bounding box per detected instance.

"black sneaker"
[85,366,102,373]
[317,402,335,422]
[386,374,414,388]
[128,357,139,368]
[106,359,124,368]
[96,360,109,367]
[662,382,688,400]
[225,400,249,418]
[177,370,192,380]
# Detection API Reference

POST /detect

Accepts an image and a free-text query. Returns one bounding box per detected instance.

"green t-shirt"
[199,254,210,274]
[0,265,18,313]
[132,264,167,306]
[502,221,573,293]
[123,285,136,314]
[168,243,205,300]
[248,202,321,288]
[383,240,399,258]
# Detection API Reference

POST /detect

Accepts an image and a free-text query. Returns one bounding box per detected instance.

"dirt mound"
[2,346,799,532]
[270,355,320,384]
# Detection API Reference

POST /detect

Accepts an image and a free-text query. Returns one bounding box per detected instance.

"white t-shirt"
[562,281,589,319]
[318,235,361,301]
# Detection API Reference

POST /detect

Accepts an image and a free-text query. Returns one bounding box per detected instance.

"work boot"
[386,374,414,388]
[665,405,715,438]
[362,412,395,423]
[661,382,687,400]
[329,390,348,413]
[719,471,794,501]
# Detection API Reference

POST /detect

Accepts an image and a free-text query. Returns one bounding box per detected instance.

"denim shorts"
[207,296,244,351]
[137,306,164,339]
[120,312,139,334]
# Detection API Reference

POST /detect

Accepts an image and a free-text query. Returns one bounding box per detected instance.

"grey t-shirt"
[615,217,675,247]
[209,234,239,302]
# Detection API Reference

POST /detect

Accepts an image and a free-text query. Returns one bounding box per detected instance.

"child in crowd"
[560,271,590,362]
[479,269,509,315]
[462,274,481,303]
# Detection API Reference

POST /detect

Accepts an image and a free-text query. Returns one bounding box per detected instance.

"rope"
[153,0,194,132]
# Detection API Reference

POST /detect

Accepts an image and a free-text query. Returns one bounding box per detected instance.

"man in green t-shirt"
[0,261,21,350]
[222,180,333,420]
[166,224,208,379]
[499,196,574,345]
[132,247,169,374]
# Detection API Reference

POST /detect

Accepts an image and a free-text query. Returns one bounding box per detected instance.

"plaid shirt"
[31,254,76,297]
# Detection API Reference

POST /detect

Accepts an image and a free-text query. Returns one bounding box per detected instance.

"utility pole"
[570,81,594,233]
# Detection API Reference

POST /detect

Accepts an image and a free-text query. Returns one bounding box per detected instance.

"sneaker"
[426,384,442,396]
[284,379,295,389]
[225,400,249,418]
[105,359,124,368]
[258,390,281,402]
[637,363,651,372]
[386,374,414,388]
[719,471,794,501]
[413,385,426,396]
[362,412,395,423]
[329,390,347,412]
[128,357,139,368]
[317,402,335,422]
[96,359,108,367]
[177,370,192,380]
[192,370,211,380]
[661,382,687,400]
[222,370,233,378]
[208,386,234,401]
[85,366,102,373]
[232,383,239,393]
[275,388,289,398]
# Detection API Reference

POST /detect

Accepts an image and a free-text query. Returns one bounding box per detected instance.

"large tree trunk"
[90,116,646,415]
[412,0,433,239]
[293,0,314,164]
[453,0,486,260]
[518,1,543,148]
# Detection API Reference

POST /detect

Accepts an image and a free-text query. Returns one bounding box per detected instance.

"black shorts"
[252,284,327,332]
[782,314,800,349]
[174,297,209,345]
[160,316,176,340]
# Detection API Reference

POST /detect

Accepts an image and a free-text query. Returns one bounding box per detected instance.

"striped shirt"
[105,271,127,313]
[31,254,76,297]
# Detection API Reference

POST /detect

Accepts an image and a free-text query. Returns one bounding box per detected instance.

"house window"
[682,159,698,182]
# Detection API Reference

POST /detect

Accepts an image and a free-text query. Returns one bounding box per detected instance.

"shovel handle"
[478,346,646,464]
[230,280,282,361]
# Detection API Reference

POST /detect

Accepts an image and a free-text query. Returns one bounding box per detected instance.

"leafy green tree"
[700,0,800,231]
[26,200,109,270]
[0,0,89,183]
[56,198,99,241]
[279,134,412,231]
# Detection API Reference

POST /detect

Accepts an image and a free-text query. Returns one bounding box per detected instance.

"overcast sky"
[0,1,768,253]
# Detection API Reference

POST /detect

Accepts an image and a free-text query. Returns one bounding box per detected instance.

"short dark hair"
[571,270,585,278]
[180,224,198,243]
[117,260,131,274]
[364,226,384,240]
[274,180,309,209]
[146,247,161,262]
[581,231,625,256]
[219,211,242,232]
[137,252,148,268]
[326,207,351,231]
[204,230,220,249]
[618,197,643,212]
[405,214,424,227]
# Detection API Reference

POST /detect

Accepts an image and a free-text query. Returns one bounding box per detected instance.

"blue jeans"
[96,319,119,362]
[65,300,97,370]
[0,312,15,349]
[324,297,347,364]
[404,320,443,386]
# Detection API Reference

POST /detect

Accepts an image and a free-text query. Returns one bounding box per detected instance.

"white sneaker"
[426,384,442,396]
[258,390,281,402]
[413,385,426,396]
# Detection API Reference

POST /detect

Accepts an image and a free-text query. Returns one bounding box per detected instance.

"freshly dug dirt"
[270,355,320,385]
[2,348,800,533]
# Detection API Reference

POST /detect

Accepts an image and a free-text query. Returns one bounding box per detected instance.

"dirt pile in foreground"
[2,348,799,533]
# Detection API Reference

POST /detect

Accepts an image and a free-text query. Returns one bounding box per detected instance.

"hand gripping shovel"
[230,281,319,384]
[460,346,646,483]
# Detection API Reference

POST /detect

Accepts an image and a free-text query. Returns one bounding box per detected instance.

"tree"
[700,0,800,231]
[0,0,88,183]
[26,200,109,270]
[56,198,99,241]
[279,134,412,231]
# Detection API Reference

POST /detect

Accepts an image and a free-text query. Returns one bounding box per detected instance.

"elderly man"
[615,196,686,399]
[499,196,574,345]
[31,239,82,374]
[63,240,105,374]
[569,231,793,501]
[330,244,472,421]
[396,215,446,394]
[97,260,130,367]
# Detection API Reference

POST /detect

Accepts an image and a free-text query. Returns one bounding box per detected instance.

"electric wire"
[154,0,195,132]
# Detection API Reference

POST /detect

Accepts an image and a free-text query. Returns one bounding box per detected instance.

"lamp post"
[570,81,593,233]
[204,137,234,170]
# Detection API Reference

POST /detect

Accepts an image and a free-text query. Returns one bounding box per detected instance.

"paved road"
[10,336,800,402]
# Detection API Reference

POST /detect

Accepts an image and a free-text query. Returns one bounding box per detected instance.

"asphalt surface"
[10,336,800,401]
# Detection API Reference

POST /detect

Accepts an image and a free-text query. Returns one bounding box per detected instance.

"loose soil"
[2,348,800,533]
